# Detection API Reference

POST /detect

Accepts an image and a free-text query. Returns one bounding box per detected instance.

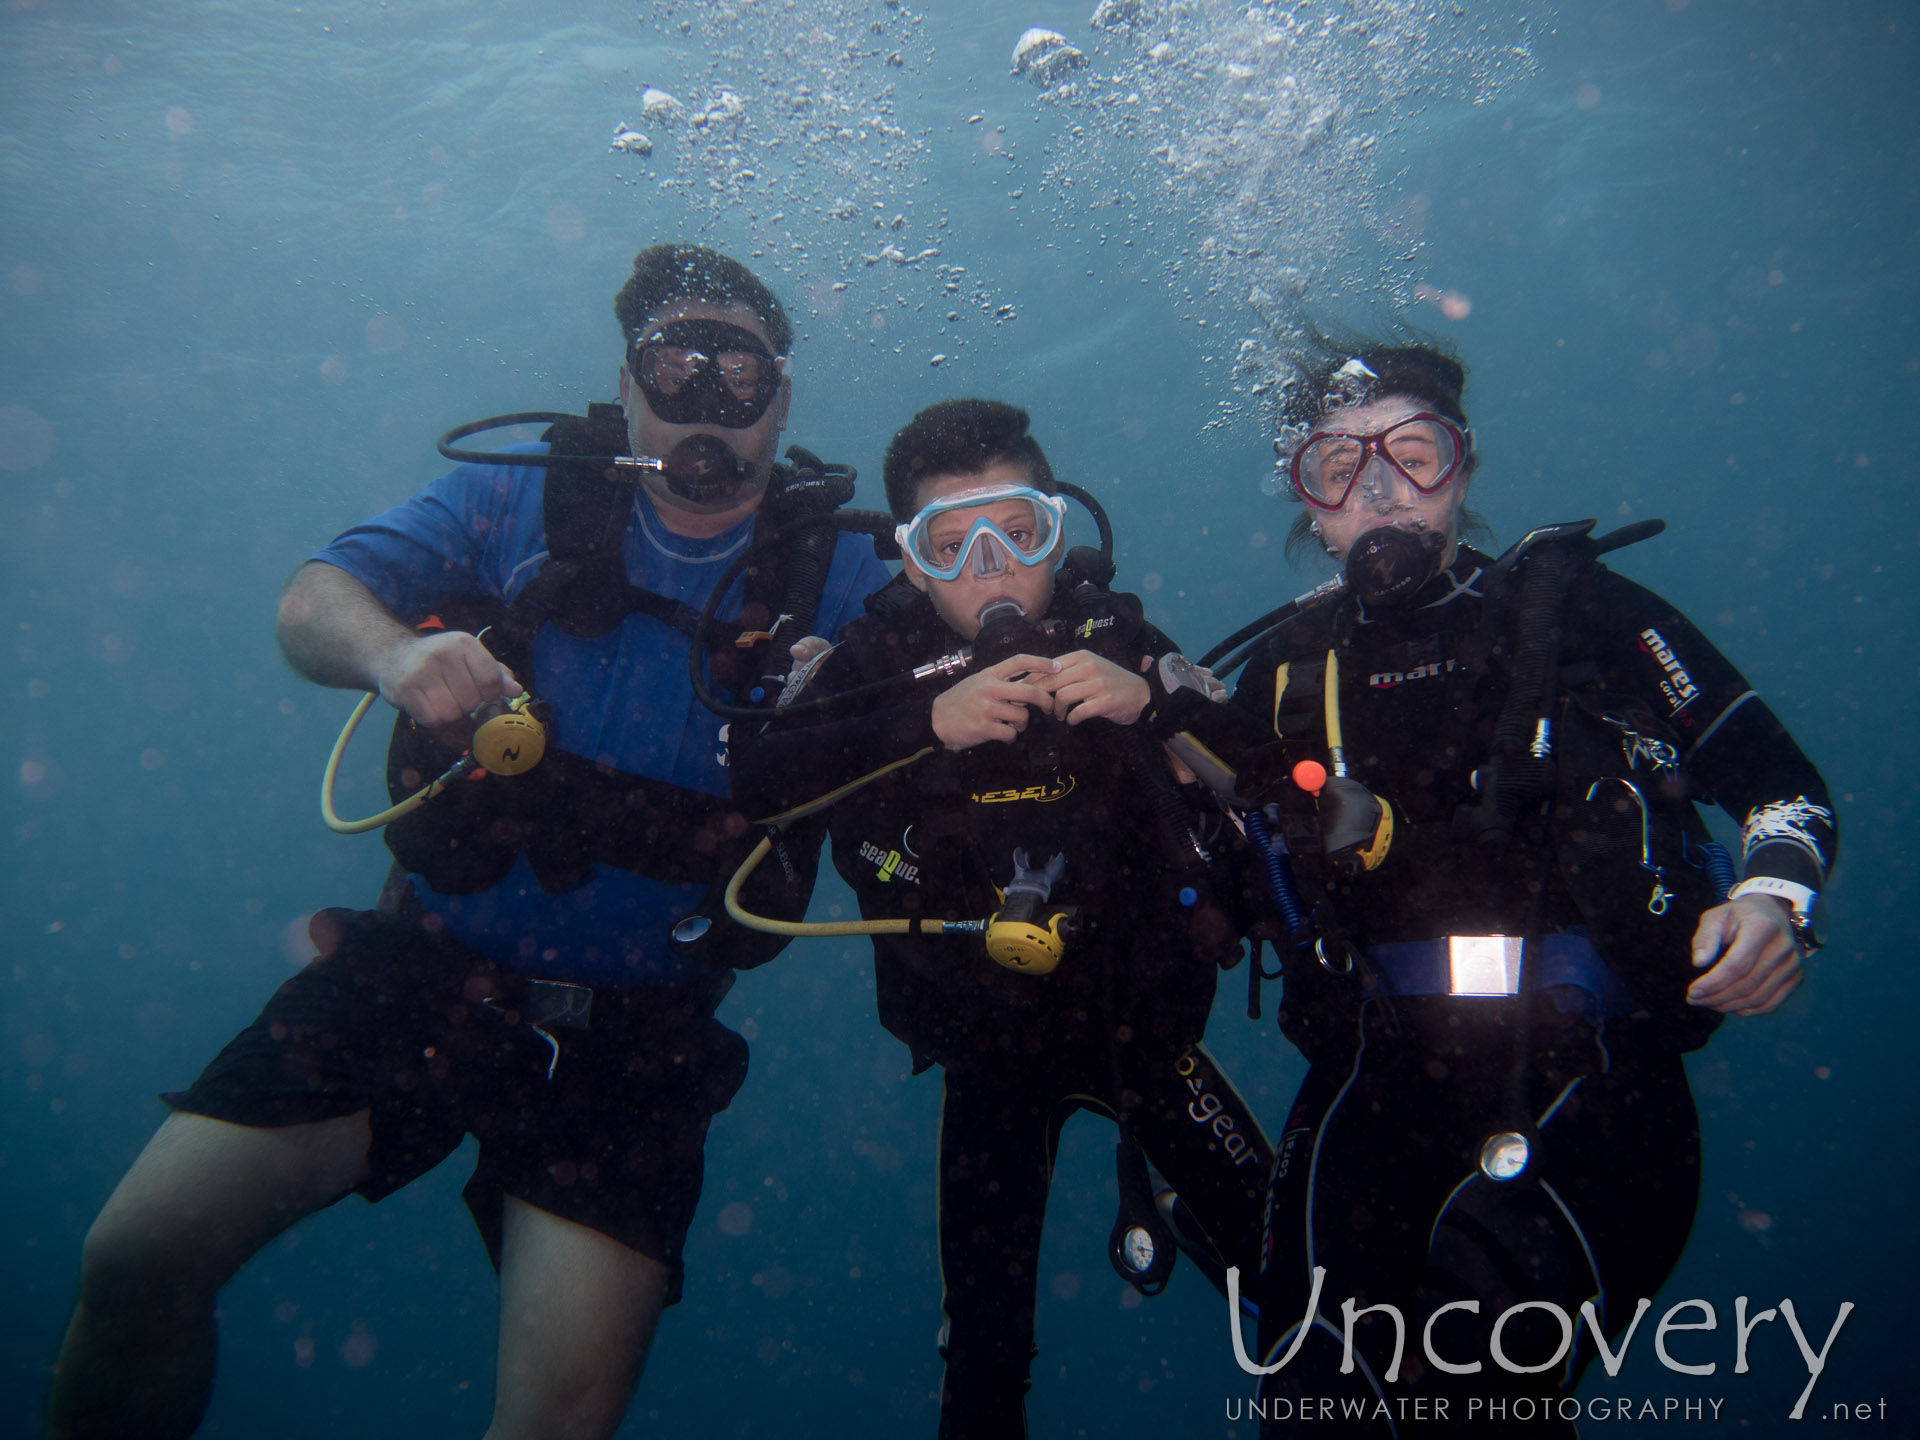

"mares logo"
[857,840,919,885]
[1271,1124,1312,1184]
[1370,658,1458,689]
[1638,628,1701,716]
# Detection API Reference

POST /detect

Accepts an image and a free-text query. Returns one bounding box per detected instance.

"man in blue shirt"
[49,245,889,1440]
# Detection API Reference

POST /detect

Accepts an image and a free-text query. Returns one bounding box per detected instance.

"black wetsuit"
[1216,544,1835,1435]
[737,579,1274,1440]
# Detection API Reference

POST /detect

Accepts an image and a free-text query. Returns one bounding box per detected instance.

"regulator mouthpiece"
[1345,525,1444,608]
[662,433,753,506]
[970,599,1048,670]
[976,598,1028,631]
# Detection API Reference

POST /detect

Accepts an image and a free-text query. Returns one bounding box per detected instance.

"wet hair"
[613,244,793,354]
[1274,326,1491,561]
[882,398,1057,521]
[1278,338,1471,432]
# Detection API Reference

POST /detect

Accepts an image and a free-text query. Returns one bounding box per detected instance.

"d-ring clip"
[1315,937,1354,976]
[1586,777,1672,915]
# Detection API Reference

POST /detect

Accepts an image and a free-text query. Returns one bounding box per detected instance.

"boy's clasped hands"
[931,651,1151,751]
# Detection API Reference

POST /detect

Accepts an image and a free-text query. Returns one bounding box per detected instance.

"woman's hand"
[1040,650,1152,727]
[931,654,1059,751]
[1686,894,1804,1015]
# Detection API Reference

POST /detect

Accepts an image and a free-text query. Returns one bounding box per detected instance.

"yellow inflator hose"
[722,834,982,938]
[321,693,473,834]
[321,690,545,835]
[718,744,989,941]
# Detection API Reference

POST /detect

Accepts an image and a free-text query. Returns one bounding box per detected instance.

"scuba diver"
[47,245,890,1440]
[732,400,1274,1440]
[1164,342,1834,1435]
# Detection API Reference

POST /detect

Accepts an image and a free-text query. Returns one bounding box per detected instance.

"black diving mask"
[628,319,786,429]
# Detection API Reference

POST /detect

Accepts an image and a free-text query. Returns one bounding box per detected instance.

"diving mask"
[1288,412,1468,511]
[896,483,1068,582]
[628,319,788,429]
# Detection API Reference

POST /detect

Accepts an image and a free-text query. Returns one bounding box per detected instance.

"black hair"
[613,244,793,354]
[882,398,1057,521]
[1274,325,1491,561]
[1277,332,1471,431]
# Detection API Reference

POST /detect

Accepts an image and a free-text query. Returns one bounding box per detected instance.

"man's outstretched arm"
[275,560,518,726]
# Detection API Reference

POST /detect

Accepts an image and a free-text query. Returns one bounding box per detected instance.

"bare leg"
[48,1110,373,1440]
[484,1196,671,1440]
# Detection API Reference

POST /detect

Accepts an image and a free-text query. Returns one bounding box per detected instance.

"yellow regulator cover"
[1359,801,1395,871]
[471,699,546,775]
[985,913,1069,975]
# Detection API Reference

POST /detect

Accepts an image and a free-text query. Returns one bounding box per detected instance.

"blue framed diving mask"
[895,483,1068,582]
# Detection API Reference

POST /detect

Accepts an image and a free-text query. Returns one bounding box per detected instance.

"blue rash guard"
[314,444,891,989]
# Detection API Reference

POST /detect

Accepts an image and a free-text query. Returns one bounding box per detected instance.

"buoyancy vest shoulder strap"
[1269,656,1327,743]
[482,404,787,682]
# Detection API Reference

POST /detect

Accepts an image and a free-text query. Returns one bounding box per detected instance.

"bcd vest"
[382,405,854,966]
[1260,555,1725,1054]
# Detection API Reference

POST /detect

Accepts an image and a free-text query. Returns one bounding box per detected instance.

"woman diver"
[1205,341,1835,1434]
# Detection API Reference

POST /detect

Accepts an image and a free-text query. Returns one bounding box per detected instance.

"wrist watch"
[1727,876,1826,953]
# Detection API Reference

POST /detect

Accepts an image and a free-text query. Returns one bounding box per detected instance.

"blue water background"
[3,0,1915,1434]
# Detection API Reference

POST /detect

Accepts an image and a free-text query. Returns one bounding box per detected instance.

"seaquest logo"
[1074,615,1116,640]
[857,840,920,885]
[1639,628,1702,715]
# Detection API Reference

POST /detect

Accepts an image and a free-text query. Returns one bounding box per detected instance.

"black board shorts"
[165,907,747,1304]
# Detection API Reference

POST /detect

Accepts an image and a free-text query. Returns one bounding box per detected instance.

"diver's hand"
[789,635,832,665]
[932,654,1058,751]
[1686,894,1803,1015]
[375,631,521,728]
[1042,649,1151,727]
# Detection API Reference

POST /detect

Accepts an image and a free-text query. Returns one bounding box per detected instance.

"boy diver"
[734,399,1271,1439]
